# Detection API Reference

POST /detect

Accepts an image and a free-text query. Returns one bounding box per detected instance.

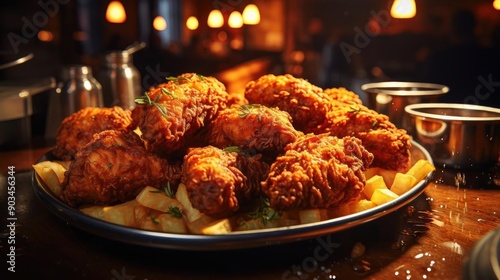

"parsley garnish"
[160,87,175,98]
[238,104,262,120]
[151,216,159,224]
[347,105,364,114]
[164,182,175,198]
[167,206,183,218]
[223,146,240,153]
[134,93,168,118]
[149,183,175,198]
[248,197,281,226]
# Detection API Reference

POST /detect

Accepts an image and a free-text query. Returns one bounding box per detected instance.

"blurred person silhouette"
[425,9,499,107]
[318,29,351,89]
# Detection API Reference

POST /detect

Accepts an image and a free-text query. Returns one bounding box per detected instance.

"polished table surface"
[1,146,499,280]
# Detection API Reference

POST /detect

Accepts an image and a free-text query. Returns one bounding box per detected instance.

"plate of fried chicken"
[32,73,433,250]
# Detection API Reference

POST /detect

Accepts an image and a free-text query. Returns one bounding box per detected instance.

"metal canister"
[45,65,103,139]
[98,50,142,110]
[58,65,103,116]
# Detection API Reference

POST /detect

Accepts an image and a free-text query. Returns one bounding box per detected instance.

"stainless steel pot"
[405,103,500,169]
[361,81,449,131]
[0,77,55,150]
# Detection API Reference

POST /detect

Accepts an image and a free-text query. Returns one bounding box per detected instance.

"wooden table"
[1,147,499,279]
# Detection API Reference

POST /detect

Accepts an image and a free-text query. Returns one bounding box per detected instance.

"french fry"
[135,186,183,213]
[102,200,139,227]
[53,160,71,170]
[79,205,105,220]
[377,168,398,187]
[33,163,63,197]
[201,218,232,235]
[363,175,388,199]
[175,183,202,223]
[364,167,379,180]
[186,214,216,234]
[299,209,328,224]
[352,199,377,212]
[156,213,189,233]
[390,173,418,195]
[137,215,163,231]
[371,189,399,205]
[406,159,435,182]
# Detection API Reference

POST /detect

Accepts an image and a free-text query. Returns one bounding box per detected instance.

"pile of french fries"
[33,159,435,235]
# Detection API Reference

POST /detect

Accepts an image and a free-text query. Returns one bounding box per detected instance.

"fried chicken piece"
[262,134,373,211]
[181,146,269,217]
[315,101,411,171]
[133,73,228,157]
[60,130,181,207]
[244,74,331,132]
[53,106,132,160]
[208,104,303,154]
[323,87,363,105]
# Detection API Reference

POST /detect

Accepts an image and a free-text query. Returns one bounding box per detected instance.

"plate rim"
[31,140,434,251]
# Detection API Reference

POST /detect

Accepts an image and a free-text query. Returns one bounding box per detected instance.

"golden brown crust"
[262,134,373,210]
[208,104,303,153]
[53,106,133,160]
[60,130,181,207]
[181,146,269,217]
[133,73,228,157]
[315,101,412,171]
[244,74,330,132]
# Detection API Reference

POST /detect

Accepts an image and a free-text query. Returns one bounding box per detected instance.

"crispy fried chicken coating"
[60,130,181,207]
[208,104,302,154]
[53,106,132,160]
[181,146,269,217]
[133,73,228,157]
[315,101,411,171]
[244,74,331,132]
[323,87,363,105]
[262,134,373,211]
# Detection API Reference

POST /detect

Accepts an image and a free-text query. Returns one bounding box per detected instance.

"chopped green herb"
[151,216,159,224]
[223,146,240,153]
[160,87,175,98]
[248,197,281,226]
[167,206,183,218]
[134,93,168,118]
[164,182,175,198]
[238,104,261,119]
[347,105,364,114]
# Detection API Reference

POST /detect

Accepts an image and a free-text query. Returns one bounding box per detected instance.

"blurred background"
[0,0,499,149]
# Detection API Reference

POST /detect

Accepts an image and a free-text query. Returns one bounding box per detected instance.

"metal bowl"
[405,103,500,169]
[361,81,449,130]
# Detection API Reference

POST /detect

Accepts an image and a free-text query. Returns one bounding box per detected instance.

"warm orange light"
[106,1,127,23]
[186,16,199,30]
[494,0,500,10]
[153,16,167,31]
[390,0,416,19]
[38,30,53,42]
[228,11,243,28]
[242,4,260,25]
[207,10,224,28]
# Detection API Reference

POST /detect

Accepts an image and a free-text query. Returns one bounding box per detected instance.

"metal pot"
[0,51,57,150]
[0,77,55,150]
[361,81,449,131]
[405,103,500,169]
